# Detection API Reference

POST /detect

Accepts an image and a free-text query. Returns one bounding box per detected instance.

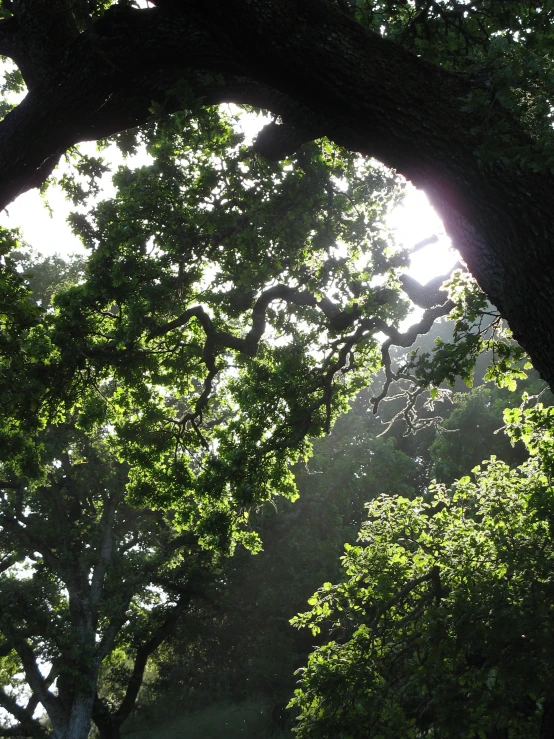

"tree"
[0,421,222,739]
[0,234,234,739]
[291,401,554,738]
[0,0,553,387]
[0,111,431,737]
[1,6,552,732]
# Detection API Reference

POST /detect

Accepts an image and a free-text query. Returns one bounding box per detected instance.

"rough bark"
[55,694,97,739]
[0,0,553,387]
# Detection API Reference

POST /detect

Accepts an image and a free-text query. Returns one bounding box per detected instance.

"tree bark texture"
[0,0,553,386]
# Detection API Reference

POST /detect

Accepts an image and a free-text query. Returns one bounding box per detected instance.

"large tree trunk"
[61,696,96,739]
[49,692,96,739]
[0,0,553,385]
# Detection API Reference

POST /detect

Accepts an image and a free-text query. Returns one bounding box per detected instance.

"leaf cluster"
[291,403,554,738]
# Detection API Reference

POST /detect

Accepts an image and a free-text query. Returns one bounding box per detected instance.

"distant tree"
[0,421,224,739]
[429,382,539,484]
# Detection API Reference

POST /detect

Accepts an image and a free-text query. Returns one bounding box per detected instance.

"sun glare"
[388,184,459,284]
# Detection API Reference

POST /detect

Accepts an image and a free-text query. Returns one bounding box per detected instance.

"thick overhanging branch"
[0,4,240,209]
[0,0,80,87]
[0,0,552,390]
[0,0,469,207]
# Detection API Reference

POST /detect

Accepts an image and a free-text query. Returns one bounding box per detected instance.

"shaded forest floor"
[122,697,292,738]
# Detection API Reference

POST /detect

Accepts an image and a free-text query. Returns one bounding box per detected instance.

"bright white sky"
[389,185,458,282]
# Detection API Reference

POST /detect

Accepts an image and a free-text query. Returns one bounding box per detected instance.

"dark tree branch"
[371,566,439,628]
[0,627,61,727]
[0,687,49,739]
[0,553,17,575]
[371,300,456,417]
[399,267,460,309]
[321,320,376,432]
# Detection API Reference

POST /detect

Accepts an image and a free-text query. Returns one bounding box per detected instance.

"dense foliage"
[0,1,553,737]
[0,104,474,738]
[291,402,554,738]
[116,366,548,738]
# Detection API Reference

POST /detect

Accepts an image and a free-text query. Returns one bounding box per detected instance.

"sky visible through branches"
[0,107,459,289]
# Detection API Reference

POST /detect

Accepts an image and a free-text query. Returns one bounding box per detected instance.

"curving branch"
[145,276,462,440]
[0,0,551,390]
[371,300,455,426]
[148,284,368,430]
[320,320,376,432]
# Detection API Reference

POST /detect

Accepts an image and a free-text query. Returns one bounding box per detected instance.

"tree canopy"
[0,2,553,737]
[0,0,553,383]
[291,402,554,738]
[0,104,467,737]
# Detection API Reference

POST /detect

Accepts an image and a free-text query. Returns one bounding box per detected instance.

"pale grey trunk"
[50,691,96,739]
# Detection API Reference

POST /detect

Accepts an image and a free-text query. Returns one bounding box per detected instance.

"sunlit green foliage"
[1,107,418,554]
[291,403,554,738]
